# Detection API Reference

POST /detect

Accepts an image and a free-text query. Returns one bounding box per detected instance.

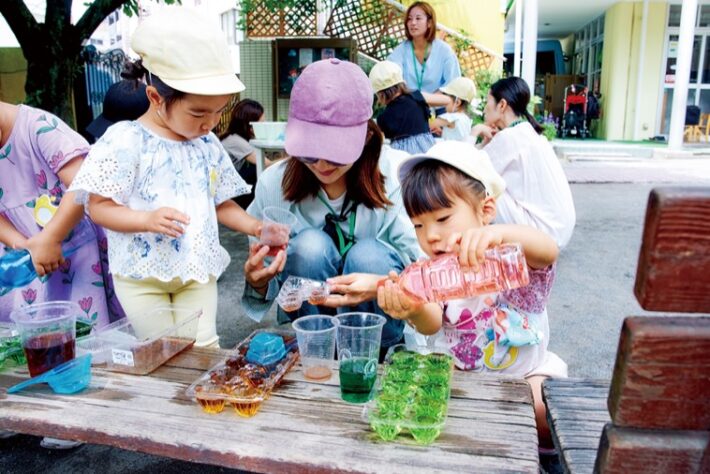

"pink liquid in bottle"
[398,243,530,303]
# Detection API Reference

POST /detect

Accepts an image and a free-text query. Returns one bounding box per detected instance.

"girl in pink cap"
[242,58,423,353]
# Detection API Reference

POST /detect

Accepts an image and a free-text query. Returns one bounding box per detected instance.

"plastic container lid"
[246,333,286,366]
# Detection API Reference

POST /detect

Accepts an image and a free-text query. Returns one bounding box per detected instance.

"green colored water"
[339,357,377,403]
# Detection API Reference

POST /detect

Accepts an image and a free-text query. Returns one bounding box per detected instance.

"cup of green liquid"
[335,312,386,403]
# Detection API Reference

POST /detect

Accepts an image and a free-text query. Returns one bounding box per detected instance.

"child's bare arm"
[89,194,189,238]
[0,214,27,249]
[422,92,453,107]
[216,199,261,237]
[431,117,453,129]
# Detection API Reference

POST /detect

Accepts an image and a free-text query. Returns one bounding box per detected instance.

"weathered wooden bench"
[543,186,710,474]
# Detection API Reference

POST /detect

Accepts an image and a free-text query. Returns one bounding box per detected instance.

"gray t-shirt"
[221,133,254,169]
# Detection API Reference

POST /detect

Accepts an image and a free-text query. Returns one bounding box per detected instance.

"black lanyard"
[317,193,356,256]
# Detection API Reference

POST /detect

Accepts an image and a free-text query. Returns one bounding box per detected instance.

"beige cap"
[440,77,477,104]
[131,8,245,95]
[398,141,506,199]
[369,61,405,93]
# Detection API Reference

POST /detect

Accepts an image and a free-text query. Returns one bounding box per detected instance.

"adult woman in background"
[220,99,271,208]
[387,1,461,94]
[470,76,575,249]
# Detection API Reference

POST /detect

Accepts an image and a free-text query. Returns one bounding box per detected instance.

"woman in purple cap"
[242,58,423,351]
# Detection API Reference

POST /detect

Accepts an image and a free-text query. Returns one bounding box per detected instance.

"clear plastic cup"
[260,206,298,257]
[10,301,80,377]
[292,315,338,381]
[335,312,386,403]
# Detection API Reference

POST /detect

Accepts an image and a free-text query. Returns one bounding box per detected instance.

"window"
[573,15,604,93]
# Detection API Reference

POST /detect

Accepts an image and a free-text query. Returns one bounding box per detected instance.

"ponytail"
[490,77,544,136]
[523,110,544,134]
[121,58,184,107]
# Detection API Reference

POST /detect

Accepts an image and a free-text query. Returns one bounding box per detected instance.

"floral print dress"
[0,105,123,324]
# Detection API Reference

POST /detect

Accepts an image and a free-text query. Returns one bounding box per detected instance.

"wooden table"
[542,378,611,474]
[0,348,540,473]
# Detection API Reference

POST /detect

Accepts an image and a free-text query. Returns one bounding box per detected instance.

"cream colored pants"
[113,275,219,347]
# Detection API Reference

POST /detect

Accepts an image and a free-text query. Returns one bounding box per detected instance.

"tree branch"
[0,0,40,47]
[75,0,132,42]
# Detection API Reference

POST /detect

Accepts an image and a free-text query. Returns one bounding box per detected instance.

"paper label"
[111,348,135,367]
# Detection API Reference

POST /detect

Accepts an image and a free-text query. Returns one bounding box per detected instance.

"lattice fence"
[245,0,502,77]
[323,0,501,77]
[246,0,318,37]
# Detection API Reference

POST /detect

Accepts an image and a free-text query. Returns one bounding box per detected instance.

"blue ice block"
[246,333,286,366]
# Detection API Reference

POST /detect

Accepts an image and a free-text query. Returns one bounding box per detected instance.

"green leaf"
[91,281,105,287]
[25,200,36,208]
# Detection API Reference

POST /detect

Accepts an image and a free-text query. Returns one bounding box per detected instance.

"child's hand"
[244,242,286,295]
[377,271,423,320]
[142,207,190,238]
[24,232,62,276]
[445,226,504,270]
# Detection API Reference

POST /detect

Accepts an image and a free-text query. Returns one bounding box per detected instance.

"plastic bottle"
[0,219,95,289]
[396,243,530,304]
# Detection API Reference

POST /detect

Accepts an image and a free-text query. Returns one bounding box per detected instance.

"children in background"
[68,9,260,347]
[0,101,124,326]
[369,60,436,154]
[431,77,476,141]
[378,140,566,451]
[220,99,271,208]
[85,78,150,143]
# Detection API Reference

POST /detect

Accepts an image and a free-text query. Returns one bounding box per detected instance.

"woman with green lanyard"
[470,77,576,250]
[386,1,461,94]
[242,59,423,352]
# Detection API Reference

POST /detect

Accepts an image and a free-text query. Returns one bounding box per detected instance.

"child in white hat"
[369,60,436,154]
[432,77,477,141]
[379,140,567,452]
[69,8,260,347]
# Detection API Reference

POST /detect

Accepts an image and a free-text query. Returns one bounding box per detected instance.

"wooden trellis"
[245,0,503,77]
[246,1,318,37]
[323,0,502,77]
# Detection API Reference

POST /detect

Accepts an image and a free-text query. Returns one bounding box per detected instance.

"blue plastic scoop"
[8,354,92,395]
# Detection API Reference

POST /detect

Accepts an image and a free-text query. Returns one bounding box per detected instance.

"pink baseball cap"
[285,59,373,165]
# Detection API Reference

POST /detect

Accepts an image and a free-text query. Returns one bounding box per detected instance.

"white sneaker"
[40,437,83,449]
[0,430,17,439]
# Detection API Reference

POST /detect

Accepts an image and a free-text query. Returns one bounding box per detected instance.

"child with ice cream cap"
[68,8,259,347]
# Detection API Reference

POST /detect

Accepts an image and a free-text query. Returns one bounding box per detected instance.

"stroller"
[560,84,591,138]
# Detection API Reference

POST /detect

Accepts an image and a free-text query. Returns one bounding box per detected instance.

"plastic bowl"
[251,122,287,141]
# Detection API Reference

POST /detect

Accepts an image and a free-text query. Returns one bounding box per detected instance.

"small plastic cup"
[292,315,338,381]
[335,312,386,403]
[260,207,298,257]
[10,301,79,377]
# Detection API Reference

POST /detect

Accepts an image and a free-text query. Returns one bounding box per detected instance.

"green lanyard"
[410,42,430,90]
[508,119,525,128]
[317,193,357,256]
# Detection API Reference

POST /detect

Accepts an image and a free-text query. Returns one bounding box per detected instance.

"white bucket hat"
[398,141,506,199]
[131,8,245,95]
[440,77,478,104]
[369,61,405,93]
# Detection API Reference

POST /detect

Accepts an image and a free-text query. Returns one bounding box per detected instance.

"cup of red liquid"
[260,206,298,257]
[10,301,79,377]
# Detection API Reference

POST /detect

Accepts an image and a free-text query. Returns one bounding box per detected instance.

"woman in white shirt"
[471,77,575,248]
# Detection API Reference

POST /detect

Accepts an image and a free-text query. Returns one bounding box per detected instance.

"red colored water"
[23,332,75,377]
[261,223,289,256]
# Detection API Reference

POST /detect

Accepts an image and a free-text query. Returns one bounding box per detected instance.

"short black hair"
[401,161,486,217]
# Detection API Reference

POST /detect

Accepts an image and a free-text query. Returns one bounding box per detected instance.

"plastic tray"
[275,276,330,312]
[186,329,299,417]
[0,322,24,370]
[362,345,454,445]
[92,306,201,375]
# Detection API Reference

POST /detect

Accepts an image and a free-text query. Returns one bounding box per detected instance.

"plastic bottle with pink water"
[395,243,530,303]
